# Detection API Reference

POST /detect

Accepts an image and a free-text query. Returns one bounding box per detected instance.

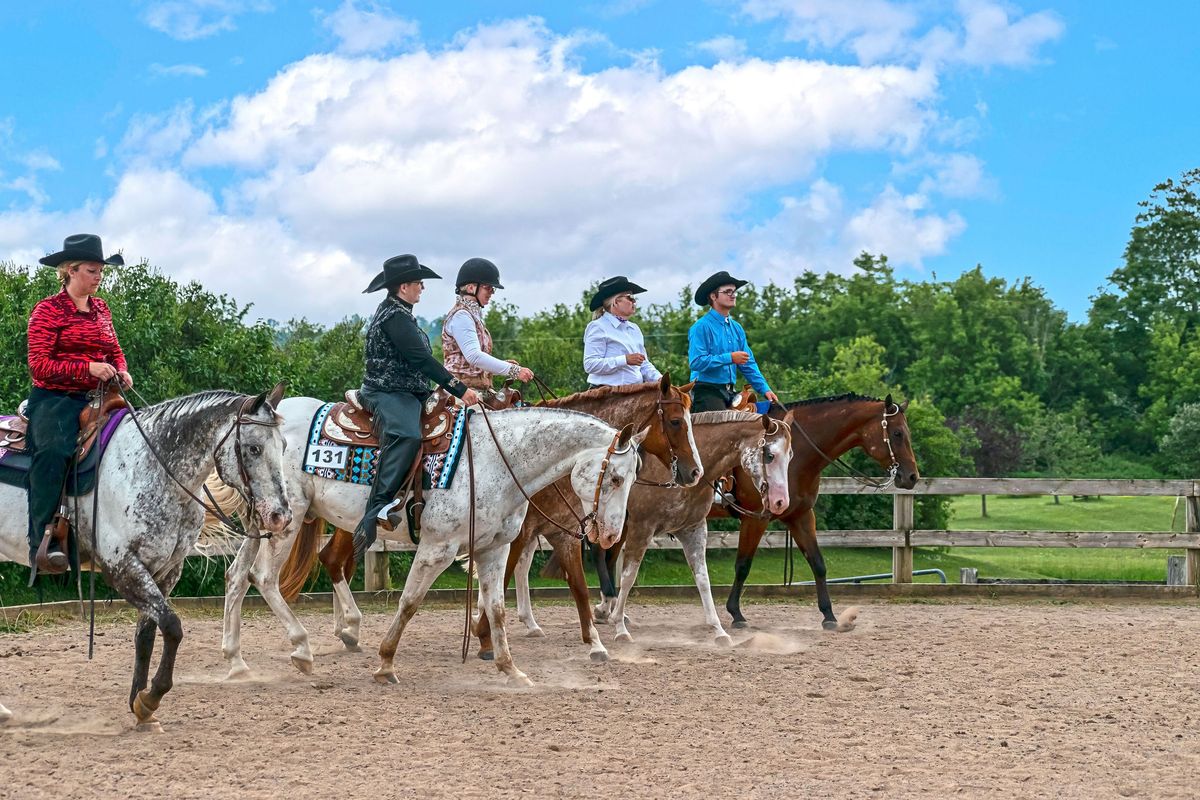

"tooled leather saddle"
[0,382,128,463]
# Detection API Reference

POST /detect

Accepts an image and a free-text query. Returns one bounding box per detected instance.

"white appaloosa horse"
[0,386,292,729]
[218,399,645,686]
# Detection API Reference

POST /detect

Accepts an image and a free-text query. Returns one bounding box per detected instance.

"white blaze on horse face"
[763,430,793,514]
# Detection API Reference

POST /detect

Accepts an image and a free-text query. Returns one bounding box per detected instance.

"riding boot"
[353,436,414,556]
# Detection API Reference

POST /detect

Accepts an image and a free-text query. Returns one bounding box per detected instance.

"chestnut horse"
[716,393,920,630]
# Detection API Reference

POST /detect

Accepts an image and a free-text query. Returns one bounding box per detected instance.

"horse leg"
[612,538,649,643]
[676,523,732,646]
[117,567,182,730]
[792,510,848,631]
[559,535,608,662]
[375,541,457,685]
[475,523,529,661]
[128,614,157,712]
[726,516,768,628]
[320,528,362,650]
[513,534,543,638]
[221,537,261,678]
[476,544,533,687]
[251,535,314,674]
[593,536,624,622]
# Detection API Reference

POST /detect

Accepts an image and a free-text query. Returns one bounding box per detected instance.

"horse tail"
[197,470,251,547]
[279,517,324,603]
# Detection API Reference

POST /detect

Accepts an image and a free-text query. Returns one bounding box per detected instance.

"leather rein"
[788,403,903,490]
[633,392,689,488]
[714,417,785,519]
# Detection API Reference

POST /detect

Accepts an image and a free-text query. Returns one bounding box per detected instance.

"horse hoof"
[132,690,160,724]
[135,721,164,734]
[821,620,840,631]
[338,633,361,651]
[731,620,749,629]
[615,632,633,643]
[226,664,253,681]
[507,674,534,688]
[715,634,733,648]
[589,650,609,663]
[373,671,399,685]
[478,650,495,662]
[291,656,314,675]
[525,627,546,638]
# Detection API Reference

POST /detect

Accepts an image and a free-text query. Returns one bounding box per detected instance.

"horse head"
[571,422,646,549]
[742,414,793,515]
[855,394,920,490]
[213,381,293,534]
[637,373,704,487]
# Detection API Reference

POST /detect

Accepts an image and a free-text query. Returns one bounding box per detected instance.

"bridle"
[715,417,785,519]
[634,391,690,488]
[789,402,903,491]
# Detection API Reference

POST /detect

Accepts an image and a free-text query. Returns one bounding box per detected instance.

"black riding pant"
[355,388,424,545]
[690,381,735,413]
[23,387,88,562]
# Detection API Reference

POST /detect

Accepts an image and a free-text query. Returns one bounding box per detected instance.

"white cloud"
[150,62,209,78]
[118,103,196,164]
[319,0,419,54]
[141,0,272,41]
[696,36,748,62]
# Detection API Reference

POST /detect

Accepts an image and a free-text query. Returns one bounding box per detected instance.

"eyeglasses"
[716,289,737,298]
[616,295,638,303]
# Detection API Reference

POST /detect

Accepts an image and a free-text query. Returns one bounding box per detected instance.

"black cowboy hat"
[363,254,441,293]
[456,257,503,289]
[589,275,648,311]
[39,234,125,268]
[693,270,749,306]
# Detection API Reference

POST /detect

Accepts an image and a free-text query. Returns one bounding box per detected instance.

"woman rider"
[441,258,533,395]
[582,276,661,388]
[354,254,483,555]
[26,234,133,579]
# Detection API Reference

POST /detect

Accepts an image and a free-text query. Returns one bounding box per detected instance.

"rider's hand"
[516,367,534,382]
[461,388,484,406]
[117,371,134,389]
[765,390,778,404]
[89,362,118,381]
[625,353,647,366]
[730,351,750,365]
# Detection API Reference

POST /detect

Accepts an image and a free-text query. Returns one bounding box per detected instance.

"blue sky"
[1,1,1197,324]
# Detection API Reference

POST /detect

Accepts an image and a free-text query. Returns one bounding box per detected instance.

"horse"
[605,410,793,645]
[472,375,704,662]
[212,376,701,672]
[716,393,920,631]
[218,401,647,684]
[0,385,292,729]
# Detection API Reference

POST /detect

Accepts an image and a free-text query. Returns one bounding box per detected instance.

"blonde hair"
[56,260,86,289]
[591,296,616,320]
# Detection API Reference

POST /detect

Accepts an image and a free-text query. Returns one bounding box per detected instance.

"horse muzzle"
[255,502,293,533]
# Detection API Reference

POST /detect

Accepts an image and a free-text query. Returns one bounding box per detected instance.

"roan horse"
[715,393,920,631]
[0,386,292,728]
[472,376,704,662]
[219,401,646,685]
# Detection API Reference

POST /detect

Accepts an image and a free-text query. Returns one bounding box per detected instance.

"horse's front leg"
[555,534,608,662]
[320,528,362,650]
[251,535,314,674]
[727,515,769,628]
[118,566,182,731]
[612,536,650,643]
[513,532,543,637]
[375,540,457,684]
[129,614,157,711]
[475,542,532,687]
[222,537,261,678]
[792,509,854,631]
[592,536,624,623]
[676,523,732,645]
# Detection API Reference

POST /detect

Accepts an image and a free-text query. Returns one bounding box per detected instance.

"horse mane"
[784,392,881,409]
[691,410,761,424]
[538,381,662,409]
[137,389,248,421]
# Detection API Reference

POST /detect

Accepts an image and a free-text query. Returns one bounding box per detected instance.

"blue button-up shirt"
[583,312,662,386]
[687,308,771,394]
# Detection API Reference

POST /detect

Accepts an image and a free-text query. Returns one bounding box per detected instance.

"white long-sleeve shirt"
[583,312,662,386]
[444,310,514,376]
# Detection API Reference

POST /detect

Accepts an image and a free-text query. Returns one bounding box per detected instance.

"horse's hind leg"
[222,537,260,678]
[129,614,157,711]
[375,541,457,685]
[252,536,315,674]
[321,528,362,650]
[676,524,731,646]
[513,533,543,637]
[476,544,532,687]
[726,516,768,628]
[593,536,624,623]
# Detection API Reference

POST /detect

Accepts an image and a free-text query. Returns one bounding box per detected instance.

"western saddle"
[0,382,128,462]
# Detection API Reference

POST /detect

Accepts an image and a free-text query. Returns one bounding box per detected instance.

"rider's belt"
[695,381,735,392]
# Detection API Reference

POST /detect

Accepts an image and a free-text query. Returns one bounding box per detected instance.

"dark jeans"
[691,381,735,413]
[355,388,424,544]
[24,387,88,561]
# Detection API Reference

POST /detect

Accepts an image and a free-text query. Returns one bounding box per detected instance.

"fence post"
[893,493,914,583]
[1185,495,1200,586]
[363,544,391,592]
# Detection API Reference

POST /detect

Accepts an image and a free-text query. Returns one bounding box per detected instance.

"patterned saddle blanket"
[0,408,129,496]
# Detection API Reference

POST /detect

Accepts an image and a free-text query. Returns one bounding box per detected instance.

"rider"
[25,234,133,579]
[354,254,483,555]
[441,258,533,395]
[583,276,661,387]
[687,270,778,412]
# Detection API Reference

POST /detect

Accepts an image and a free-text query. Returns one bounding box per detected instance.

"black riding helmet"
[455,257,504,291]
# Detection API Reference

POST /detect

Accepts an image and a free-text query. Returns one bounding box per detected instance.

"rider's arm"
[382,313,467,399]
[634,326,662,382]
[731,321,772,395]
[582,319,625,375]
[445,312,515,375]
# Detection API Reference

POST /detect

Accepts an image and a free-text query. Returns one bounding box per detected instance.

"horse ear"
[678,380,696,393]
[267,381,287,410]
[659,372,671,394]
[766,402,788,421]
[885,393,894,408]
[617,423,637,449]
[900,398,910,412]
[633,425,651,446]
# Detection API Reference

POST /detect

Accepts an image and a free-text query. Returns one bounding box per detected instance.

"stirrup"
[377,498,404,533]
[34,528,69,576]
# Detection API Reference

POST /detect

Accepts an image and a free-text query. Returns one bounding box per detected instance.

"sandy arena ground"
[2,598,1200,799]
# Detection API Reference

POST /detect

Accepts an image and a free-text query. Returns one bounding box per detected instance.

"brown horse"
[715,393,920,631]
[472,375,703,662]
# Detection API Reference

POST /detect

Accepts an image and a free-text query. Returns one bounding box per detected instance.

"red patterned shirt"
[27,291,128,393]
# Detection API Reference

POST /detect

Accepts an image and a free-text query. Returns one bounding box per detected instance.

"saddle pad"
[0,409,129,496]
[302,403,474,490]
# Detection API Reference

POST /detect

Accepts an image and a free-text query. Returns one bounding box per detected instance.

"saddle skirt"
[323,389,457,456]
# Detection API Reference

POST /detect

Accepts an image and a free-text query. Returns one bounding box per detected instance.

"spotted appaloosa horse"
[716,393,920,631]
[0,386,292,729]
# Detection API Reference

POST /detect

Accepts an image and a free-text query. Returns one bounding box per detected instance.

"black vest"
[362,296,432,396]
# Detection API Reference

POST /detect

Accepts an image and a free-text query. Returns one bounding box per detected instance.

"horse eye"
[669,419,682,428]
[765,452,775,463]
[249,444,262,456]
[611,475,623,488]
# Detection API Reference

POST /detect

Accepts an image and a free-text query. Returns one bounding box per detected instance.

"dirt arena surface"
[2,598,1199,799]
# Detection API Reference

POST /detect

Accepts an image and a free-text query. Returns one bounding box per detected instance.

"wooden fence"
[348,477,1200,590]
